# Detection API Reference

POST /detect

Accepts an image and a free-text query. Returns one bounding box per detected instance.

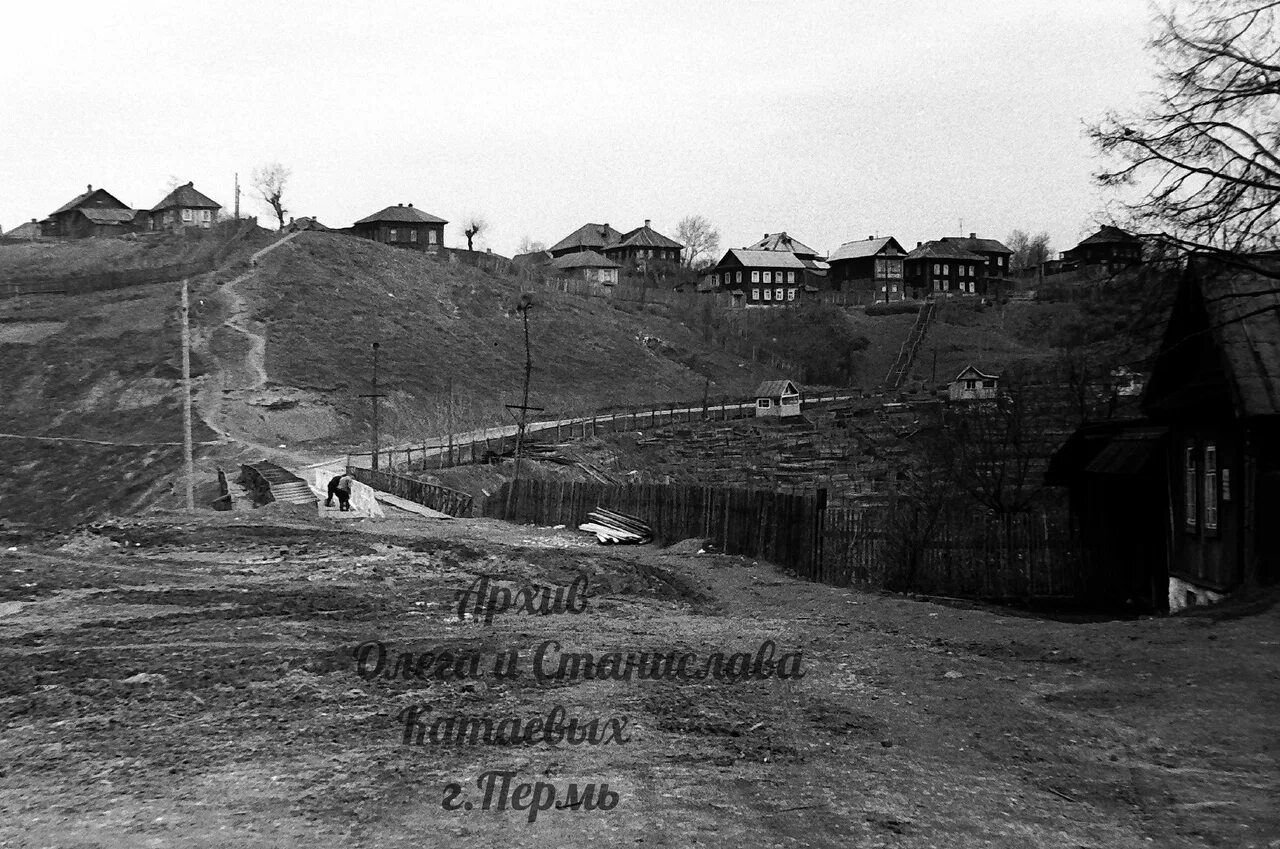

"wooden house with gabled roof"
[42,185,136,238]
[601,219,683,267]
[709,249,806,305]
[828,236,907,301]
[1063,225,1143,269]
[755,379,802,418]
[904,239,988,296]
[352,203,447,251]
[550,249,620,285]
[939,233,1014,281]
[548,222,623,258]
[149,182,222,231]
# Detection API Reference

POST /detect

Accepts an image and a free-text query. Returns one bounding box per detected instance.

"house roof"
[512,250,553,266]
[2,221,39,239]
[1084,428,1167,476]
[756,379,800,398]
[79,208,137,225]
[353,204,446,225]
[1075,225,1142,247]
[828,236,904,262]
[743,232,819,258]
[549,222,623,253]
[610,223,683,251]
[718,249,807,269]
[1174,255,1280,418]
[953,364,999,382]
[151,182,221,212]
[551,249,620,270]
[50,186,129,216]
[940,234,1013,255]
[906,240,986,262]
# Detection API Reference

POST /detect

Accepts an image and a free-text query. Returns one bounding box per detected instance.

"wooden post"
[180,279,194,511]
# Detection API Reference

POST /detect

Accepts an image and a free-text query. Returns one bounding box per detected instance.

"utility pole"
[234,172,241,219]
[445,377,454,469]
[180,279,194,511]
[358,342,388,470]
[504,294,542,516]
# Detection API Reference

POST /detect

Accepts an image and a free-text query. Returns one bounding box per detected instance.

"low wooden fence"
[485,478,1082,603]
[349,466,474,517]
[0,259,216,299]
[485,480,818,573]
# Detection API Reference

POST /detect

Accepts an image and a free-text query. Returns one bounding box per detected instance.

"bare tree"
[517,235,546,255]
[252,162,290,231]
[1088,0,1280,252]
[675,215,720,269]
[463,216,488,252]
[1007,229,1053,271]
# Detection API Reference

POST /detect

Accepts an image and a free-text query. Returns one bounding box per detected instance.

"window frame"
[1184,444,1198,532]
[1204,443,1219,532]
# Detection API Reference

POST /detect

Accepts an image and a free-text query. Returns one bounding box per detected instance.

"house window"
[763,271,772,284]
[969,265,975,277]
[763,289,772,301]
[1184,445,1197,530]
[752,288,760,300]
[736,271,743,283]
[787,288,796,301]
[428,229,438,244]
[965,379,977,390]
[787,271,795,284]
[775,287,783,301]
[942,263,950,275]
[751,271,760,283]
[758,398,772,408]
[201,210,212,222]
[1223,468,1232,501]
[998,256,1004,266]
[410,230,418,242]
[181,209,193,222]
[389,228,398,242]
[1204,443,1218,530]
[933,263,940,276]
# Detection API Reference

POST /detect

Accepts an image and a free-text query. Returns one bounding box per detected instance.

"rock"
[880,739,893,748]
[121,673,168,687]
[944,670,964,679]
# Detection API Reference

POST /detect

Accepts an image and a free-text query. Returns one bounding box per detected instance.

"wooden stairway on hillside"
[883,300,938,392]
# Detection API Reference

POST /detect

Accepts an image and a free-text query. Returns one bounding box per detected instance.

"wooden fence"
[0,259,217,299]
[349,466,474,517]
[485,479,1083,603]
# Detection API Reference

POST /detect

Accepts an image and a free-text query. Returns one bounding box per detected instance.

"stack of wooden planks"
[578,507,654,545]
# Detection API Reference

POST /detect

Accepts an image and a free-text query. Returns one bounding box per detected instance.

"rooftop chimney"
[408,203,413,208]
[763,233,768,240]
[969,232,976,239]
[917,241,923,248]
[868,235,874,240]
[87,184,93,192]
[644,219,651,228]
[398,203,404,207]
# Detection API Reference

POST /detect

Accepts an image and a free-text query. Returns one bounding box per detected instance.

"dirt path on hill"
[0,514,1275,848]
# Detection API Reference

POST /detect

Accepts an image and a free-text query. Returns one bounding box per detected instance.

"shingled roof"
[49,185,129,217]
[744,232,819,258]
[1075,225,1142,247]
[549,222,623,253]
[151,182,221,212]
[905,240,985,262]
[1169,255,1280,418]
[611,222,683,251]
[79,208,137,225]
[551,249,620,270]
[940,234,1013,255]
[721,249,807,269]
[353,203,446,225]
[828,236,905,262]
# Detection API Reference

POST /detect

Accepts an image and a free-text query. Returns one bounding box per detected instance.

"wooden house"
[904,240,988,297]
[827,236,907,301]
[601,220,683,268]
[352,203,446,251]
[1063,226,1143,269]
[755,379,802,418]
[550,249,620,285]
[42,185,136,238]
[149,182,221,231]
[948,365,999,401]
[708,249,805,305]
[1048,254,1280,612]
[548,223,623,258]
[743,232,829,288]
[939,233,1014,286]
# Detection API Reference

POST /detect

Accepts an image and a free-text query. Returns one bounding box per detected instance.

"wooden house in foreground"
[1048,254,1280,612]
[827,236,907,301]
[352,203,447,251]
[755,379,802,418]
[149,182,221,231]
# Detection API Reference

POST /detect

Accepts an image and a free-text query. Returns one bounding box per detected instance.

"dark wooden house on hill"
[550,249,620,284]
[42,185,135,238]
[904,240,987,296]
[601,220,683,268]
[352,203,446,251]
[1048,254,1280,612]
[1063,226,1143,269]
[742,232,829,287]
[149,182,221,231]
[939,233,1013,282]
[709,249,805,305]
[827,236,907,301]
[548,223,623,258]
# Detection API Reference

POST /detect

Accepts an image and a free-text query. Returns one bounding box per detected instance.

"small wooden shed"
[949,365,999,401]
[755,379,802,418]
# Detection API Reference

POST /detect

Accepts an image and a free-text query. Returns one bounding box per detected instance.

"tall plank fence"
[485,479,1082,603]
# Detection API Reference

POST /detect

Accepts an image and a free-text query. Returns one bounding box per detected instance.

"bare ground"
[0,513,1276,849]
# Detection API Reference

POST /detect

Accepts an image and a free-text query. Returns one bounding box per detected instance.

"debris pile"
[578,507,654,545]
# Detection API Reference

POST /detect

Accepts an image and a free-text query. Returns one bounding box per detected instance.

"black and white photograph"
[1,1,1277,846]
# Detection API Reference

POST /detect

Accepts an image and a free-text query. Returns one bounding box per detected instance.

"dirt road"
[0,513,1276,848]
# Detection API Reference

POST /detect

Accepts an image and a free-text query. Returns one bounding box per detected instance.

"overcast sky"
[1,1,1156,257]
